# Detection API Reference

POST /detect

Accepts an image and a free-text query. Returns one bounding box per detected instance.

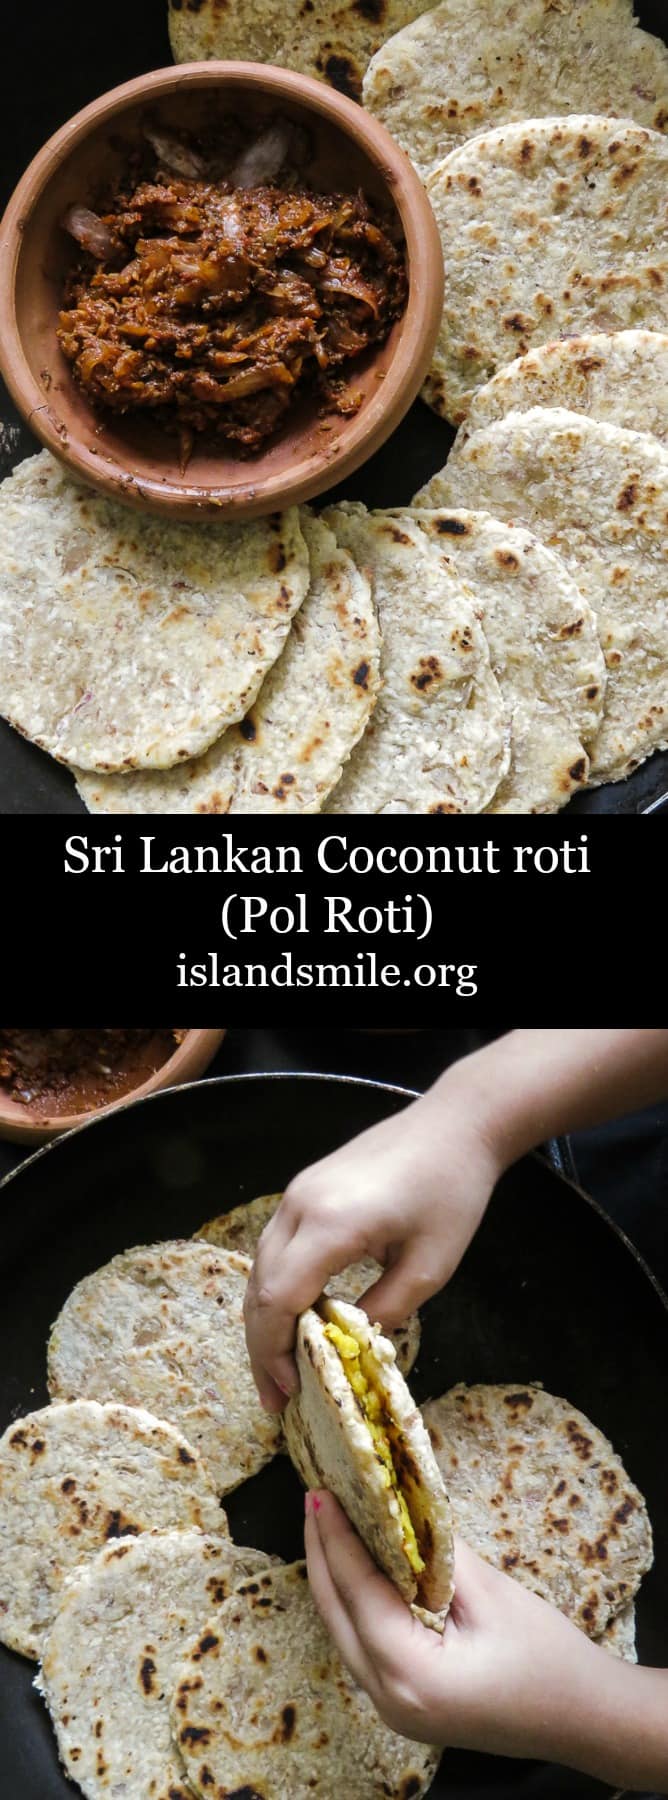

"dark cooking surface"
[0,1071,666,1800]
[1,0,667,811]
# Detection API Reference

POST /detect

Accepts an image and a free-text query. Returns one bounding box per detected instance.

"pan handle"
[543,1135,579,1184]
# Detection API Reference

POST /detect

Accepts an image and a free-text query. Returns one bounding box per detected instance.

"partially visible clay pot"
[0,62,444,520]
[0,1029,226,1144]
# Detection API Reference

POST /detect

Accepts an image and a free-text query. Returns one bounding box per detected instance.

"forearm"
[545,1653,668,1791]
[417,1029,668,1174]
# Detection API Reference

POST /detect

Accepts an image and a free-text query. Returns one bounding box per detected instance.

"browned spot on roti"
[268,542,287,575]
[435,516,471,537]
[411,654,443,691]
[322,54,361,100]
[181,1726,211,1747]
[494,548,519,570]
[565,1421,593,1459]
[177,1445,195,1465]
[616,480,638,511]
[279,1704,297,1743]
[140,1656,156,1696]
[353,660,371,689]
[569,757,586,783]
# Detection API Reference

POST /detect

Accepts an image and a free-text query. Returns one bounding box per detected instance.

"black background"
[1,0,668,812]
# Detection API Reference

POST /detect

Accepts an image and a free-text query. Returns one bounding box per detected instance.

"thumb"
[358,1235,448,1330]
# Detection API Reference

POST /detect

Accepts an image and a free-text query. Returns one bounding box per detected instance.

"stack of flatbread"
[365,1,668,797]
[1,1222,438,1798]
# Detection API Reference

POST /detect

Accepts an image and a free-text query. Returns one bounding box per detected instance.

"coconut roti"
[323,503,510,812]
[195,1191,421,1374]
[400,507,605,811]
[284,1298,454,1614]
[419,115,668,425]
[172,1561,441,1798]
[0,452,309,772]
[0,1399,226,1661]
[414,408,668,784]
[364,0,668,176]
[47,1241,282,1495]
[40,1530,277,1800]
[423,1384,653,1639]
[168,0,434,102]
[458,330,668,449]
[75,512,380,814]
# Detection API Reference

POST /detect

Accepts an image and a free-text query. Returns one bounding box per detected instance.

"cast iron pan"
[0,1072,666,1800]
[0,0,667,813]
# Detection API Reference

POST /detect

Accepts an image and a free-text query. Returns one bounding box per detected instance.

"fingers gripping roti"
[364,0,668,177]
[423,1384,653,1639]
[419,115,668,426]
[402,507,605,812]
[47,1241,282,1495]
[284,1298,454,1614]
[75,512,380,815]
[0,1399,226,1661]
[39,1530,278,1800]
[0,451,309,773]
[458,330,668,449]
[195,1192,421,1374]
[171,1562,441,1799]
[323,502,510,813]
[414,408,668,784]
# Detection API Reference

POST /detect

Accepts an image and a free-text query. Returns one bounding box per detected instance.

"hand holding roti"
[244,1028,668,1410]
[304,1495,668,1787]
[243,1083,499,1411]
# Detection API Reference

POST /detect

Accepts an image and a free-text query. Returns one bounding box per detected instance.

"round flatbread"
[0,451,309,772]
[0,1399,226,1661]
[458,330,668,449]
[195,1192,421,1375]
[414,408,668,784]
[423,1384,653,1639]
[75,512,380,814]
[284,1298,454,1614]
[402,507,605,811]
[323,503,510,812]
[39,1530,278,1800]
[168,0,434,103]
[364,0,668,177]
[419,116,668,425]
[172,1561,441,1798]
[47,1241,282,1496]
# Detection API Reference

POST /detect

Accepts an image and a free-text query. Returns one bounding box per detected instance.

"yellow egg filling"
[323,1322,425,1577]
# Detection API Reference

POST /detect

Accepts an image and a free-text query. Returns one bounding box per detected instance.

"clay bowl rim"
[0,1027,227,1143]
[0,61,444,521]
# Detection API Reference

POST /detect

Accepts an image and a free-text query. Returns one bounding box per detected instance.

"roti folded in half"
[284,1298,454,1615]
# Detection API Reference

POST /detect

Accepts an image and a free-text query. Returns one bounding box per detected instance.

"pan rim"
[0,1067,666,1315]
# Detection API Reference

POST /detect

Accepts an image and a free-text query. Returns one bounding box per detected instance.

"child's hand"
[304,1492,661,1787]
[243,1085,501,1409]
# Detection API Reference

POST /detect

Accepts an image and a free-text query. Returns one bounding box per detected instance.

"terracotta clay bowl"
[0,62,444,521]
[0,1028,226,1144]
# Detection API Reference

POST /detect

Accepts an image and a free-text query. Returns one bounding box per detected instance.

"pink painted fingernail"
[277,1380,294,1397]
[312,1493,322,1514]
